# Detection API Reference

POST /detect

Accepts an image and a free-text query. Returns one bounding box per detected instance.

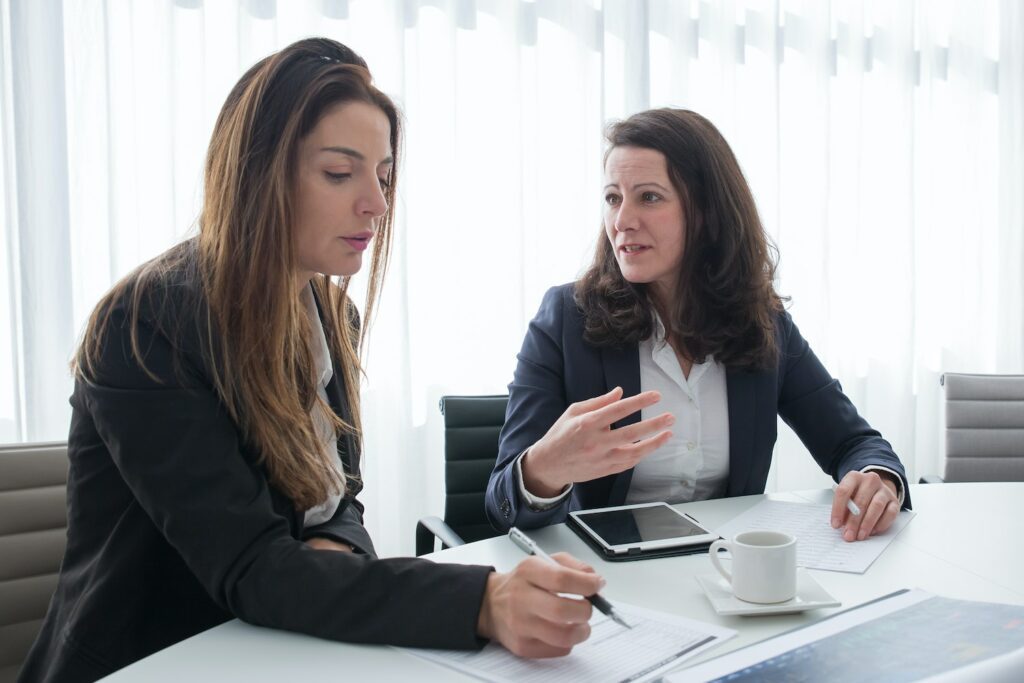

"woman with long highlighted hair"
[21,38,599,682]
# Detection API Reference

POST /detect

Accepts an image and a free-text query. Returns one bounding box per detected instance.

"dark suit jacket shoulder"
[20,245,491,683]
[485,283,910,531]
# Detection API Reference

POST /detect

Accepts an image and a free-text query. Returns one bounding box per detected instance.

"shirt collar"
[300,284,334,388]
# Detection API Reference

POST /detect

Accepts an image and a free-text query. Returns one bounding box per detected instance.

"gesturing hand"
[521,387,674,497]
[476,553,603,658]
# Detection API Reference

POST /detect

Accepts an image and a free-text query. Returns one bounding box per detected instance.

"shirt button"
[686,441,696,450]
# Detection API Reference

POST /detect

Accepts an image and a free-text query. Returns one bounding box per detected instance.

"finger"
[508,636,573,659]
[567,386,624,416]
[513,576,593,625]
[609,430,673,470]
[831,476,858,529]
[843,482,882,542]
[540,593,594,625]
[872,500,899,535]
[588,391,662,427]
[608,412,675,445]
[550,552,598,575]
[523,616,591,651]
[856,493,889,540]
[528,559,605,598]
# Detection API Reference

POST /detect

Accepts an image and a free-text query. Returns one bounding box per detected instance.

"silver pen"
[508,527,632,629]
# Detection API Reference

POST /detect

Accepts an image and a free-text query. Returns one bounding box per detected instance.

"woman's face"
[603,146,686,302]
[293,100,393,283]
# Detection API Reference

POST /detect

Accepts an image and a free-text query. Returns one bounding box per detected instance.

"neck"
[296,272,314,296]
[648,281,675,323]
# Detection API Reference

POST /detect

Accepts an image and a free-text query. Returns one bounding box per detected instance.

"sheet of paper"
[402,602,735,683]
[667,589,1024,683]
[712,500,915,573]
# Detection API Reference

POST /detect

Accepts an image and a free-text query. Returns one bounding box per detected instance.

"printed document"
[402,602,735,683]
[667,589,1024,683]
[713,500,915,573]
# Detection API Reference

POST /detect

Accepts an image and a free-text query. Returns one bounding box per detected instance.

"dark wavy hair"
[575,108,785,369]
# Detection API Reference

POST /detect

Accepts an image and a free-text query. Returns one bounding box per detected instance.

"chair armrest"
[415,516,466,556]
[918,474,945,484]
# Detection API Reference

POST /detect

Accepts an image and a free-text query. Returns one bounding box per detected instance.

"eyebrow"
[603,182,670,191]
[320,146,394,165]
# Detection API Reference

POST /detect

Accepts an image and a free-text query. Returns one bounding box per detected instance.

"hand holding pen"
[476,537,605,658]
[831,470,901,542]
[509,527,632,629]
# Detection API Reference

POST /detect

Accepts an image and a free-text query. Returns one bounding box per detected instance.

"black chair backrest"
[439,395,508,546]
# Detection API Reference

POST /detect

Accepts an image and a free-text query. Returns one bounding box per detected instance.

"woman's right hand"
[476,553,604,658]
[521,387,674,497]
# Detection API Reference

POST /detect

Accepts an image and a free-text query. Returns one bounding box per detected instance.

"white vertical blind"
[0,0,1020,555]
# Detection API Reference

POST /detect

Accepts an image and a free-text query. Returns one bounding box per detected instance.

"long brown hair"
[75,38,400,508]
[576,108,785,369]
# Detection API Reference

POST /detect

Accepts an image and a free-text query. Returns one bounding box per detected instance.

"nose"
[357,178,388,218]
[612,198,638,233]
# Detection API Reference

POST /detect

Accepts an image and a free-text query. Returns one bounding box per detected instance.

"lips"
[341,230,373,252]
[618,244,651,254]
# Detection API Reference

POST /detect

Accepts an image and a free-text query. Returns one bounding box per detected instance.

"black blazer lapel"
[725,368,757,496]
[601,344,641,506]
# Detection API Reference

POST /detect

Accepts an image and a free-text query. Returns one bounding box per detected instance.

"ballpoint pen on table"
[508,526,632,629]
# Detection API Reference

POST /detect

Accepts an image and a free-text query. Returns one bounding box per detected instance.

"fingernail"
[831,518,839,528]
[859,530,867,541]
[598,578,607,590]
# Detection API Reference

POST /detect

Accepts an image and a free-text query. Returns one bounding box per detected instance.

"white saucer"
[695,568,841,616]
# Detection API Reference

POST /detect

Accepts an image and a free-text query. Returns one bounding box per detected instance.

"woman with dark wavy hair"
[486,108,910,540]
[20,38,601,683]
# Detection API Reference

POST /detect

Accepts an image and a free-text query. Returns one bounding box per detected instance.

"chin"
[323,257,364,278]
[617,267,653,285]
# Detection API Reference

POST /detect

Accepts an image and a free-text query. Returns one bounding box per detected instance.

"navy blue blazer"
[485,284,911,531]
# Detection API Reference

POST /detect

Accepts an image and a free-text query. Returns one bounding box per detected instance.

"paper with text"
[402,602,735,683]
[713,500,915,573]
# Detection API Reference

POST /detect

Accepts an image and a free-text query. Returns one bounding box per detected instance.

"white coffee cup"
[708,530,797,604]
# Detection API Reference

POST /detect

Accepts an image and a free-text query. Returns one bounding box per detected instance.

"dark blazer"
[20,247,491,683]
[486,283,911,531]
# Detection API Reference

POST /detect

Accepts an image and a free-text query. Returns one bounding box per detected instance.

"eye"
[605,193,621,206]
[641,191,661,203]
[325,171,351,182]
[378,176,391,191]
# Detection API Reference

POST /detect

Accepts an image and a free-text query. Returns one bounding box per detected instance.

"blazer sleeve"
[300,498,376,556]
[486,286,584,531]
[85,305,493,649]
[775,313,912,509]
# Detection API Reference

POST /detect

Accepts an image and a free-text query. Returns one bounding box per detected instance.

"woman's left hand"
[831,470,900,542]
[305,537,354,552]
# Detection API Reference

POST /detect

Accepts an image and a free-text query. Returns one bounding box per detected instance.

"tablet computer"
[568,502,718,556]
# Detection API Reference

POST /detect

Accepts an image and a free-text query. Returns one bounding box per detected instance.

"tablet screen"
[576,505,708,546]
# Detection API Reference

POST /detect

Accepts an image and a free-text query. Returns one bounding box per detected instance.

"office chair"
[919,373,1024,483]
[0,442,68,683]
[415,395,508,556]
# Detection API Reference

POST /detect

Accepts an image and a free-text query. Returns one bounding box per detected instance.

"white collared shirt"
[515,313,730,508]
[300,285,345,528]
[624,315,730,504]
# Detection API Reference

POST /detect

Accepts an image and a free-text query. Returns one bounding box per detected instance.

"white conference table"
[104,482,1024,681]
